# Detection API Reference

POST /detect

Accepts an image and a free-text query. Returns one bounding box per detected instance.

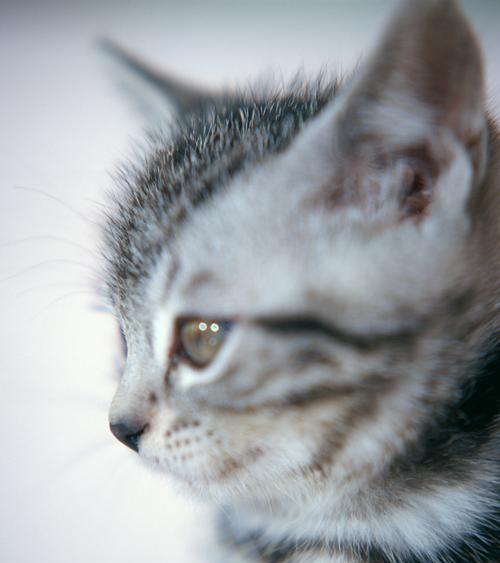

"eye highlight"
[174,319,232,368]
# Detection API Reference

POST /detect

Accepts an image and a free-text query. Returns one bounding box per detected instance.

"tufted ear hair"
[293,0,488,223]
[100,38,219,121]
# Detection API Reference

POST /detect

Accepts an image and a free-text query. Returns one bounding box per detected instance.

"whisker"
[90,302,113,314]
[62,440,114,472]
[41,389,110,410]
[0,259,97,285]
[26,439,116,495]
[0,235,98,258]
[9,379,114,410]
[14,185,99,226]
[31,290,99,319]
[17,281,93,297]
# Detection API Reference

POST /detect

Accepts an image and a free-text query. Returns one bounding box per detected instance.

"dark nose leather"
[109,421,147,452]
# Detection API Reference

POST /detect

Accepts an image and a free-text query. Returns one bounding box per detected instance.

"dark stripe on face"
[284,373,392,408]
[254,315,419,351]
[209,371,391,414]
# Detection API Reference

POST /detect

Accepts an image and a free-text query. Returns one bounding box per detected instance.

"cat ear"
[100,38,217,121]
[298,0,487,221]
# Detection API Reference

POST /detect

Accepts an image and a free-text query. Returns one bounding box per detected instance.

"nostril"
[109,421,148,453]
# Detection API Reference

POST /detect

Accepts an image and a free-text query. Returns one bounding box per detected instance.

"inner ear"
[301,0,487,221]
[388,143,442,220]
[317,139,444,221]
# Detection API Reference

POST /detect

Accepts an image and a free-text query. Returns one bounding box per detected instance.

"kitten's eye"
[176,319,231,368]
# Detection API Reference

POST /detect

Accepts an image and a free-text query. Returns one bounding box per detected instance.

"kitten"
[103,0,500,561]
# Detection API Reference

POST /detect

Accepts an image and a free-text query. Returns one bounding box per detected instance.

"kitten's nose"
[109,420,147,452]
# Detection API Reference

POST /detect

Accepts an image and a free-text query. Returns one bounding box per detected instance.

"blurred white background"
[1,1,499,562]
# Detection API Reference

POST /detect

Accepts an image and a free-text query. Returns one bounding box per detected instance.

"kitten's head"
[104,0,496,506]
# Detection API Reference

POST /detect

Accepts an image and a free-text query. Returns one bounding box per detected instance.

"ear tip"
[388,0,483,64]
[398,0,457,10]
[96,36,114,50]
[394,0,468,25]
[96,36,135,64]
[96,36,216,117]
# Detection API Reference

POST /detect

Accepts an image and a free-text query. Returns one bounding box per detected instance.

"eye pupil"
[177,319,230,368]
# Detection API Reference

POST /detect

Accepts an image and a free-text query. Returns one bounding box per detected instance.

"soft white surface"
[1,1,499,562]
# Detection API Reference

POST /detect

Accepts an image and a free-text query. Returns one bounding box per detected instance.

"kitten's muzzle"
[109,421,147,452]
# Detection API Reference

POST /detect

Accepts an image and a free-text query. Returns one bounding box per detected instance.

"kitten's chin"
[141,446,268,503]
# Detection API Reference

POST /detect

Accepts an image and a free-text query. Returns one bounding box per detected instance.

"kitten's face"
[107,0,489,506]
[110,131,474,504]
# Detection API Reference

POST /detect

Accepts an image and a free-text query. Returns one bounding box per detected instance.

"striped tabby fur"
[103,1,500,561]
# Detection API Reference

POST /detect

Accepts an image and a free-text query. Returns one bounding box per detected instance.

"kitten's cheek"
[138,419,266,486]
[138,416,211,473]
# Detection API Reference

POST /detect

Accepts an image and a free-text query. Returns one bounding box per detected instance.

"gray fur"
[101,79,338,312]
[103,1,500,562]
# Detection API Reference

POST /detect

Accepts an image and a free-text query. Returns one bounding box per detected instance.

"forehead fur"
[154,125,473,333]
[101,78,339,312]
[103,74,478,329]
